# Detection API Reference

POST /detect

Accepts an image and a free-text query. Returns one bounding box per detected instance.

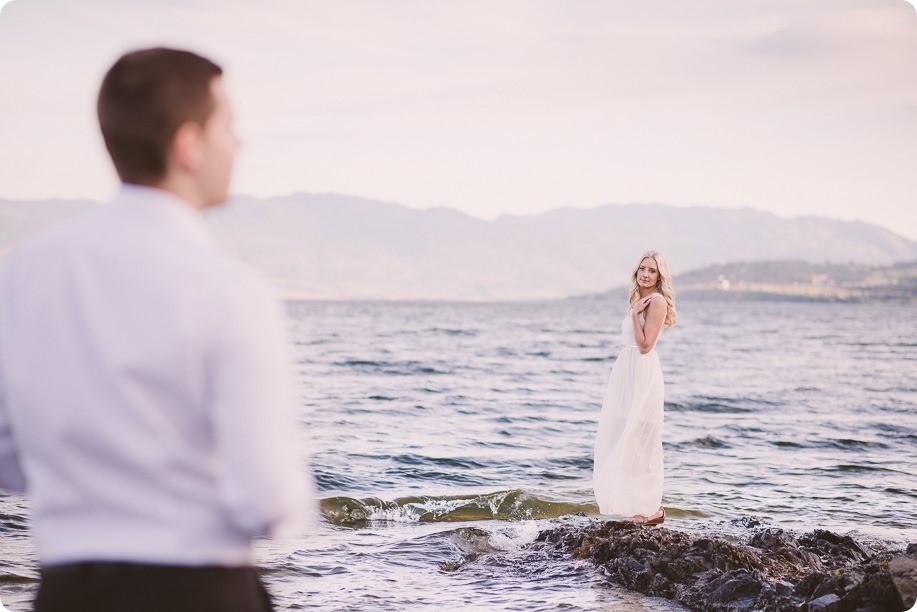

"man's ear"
[169,121,205,173]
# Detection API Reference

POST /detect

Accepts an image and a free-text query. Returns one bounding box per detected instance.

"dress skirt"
[592,346,665,517]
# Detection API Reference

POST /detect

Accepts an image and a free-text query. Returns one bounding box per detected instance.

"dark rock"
[649,572,677,598]
[775,579,794,596]
[807,593,840,611]
[811,576,840,599]
[533,520,912,612]
[889,555,917,610]
[750,527,797,550]
[799,529,871,564]
[665,556,707,582]
[702,569,762,603]
[749,527,823,573]
[846,568,903,611]
[731,516,763,529]
[794,572,831,599]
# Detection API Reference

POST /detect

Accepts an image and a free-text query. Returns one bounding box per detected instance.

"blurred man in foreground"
[0,47,314,611]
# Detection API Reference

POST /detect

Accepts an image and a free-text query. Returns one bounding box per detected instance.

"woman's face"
[636,257,660,290]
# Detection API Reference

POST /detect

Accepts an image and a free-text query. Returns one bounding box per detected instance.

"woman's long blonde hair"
[628,249,677,327]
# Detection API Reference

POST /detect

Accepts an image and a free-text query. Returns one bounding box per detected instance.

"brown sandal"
[628,507,665,526]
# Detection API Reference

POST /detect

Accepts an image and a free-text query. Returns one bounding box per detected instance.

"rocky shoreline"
[534,519,916,611]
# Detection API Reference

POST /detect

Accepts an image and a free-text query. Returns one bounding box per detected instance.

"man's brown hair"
[97,47,223,185]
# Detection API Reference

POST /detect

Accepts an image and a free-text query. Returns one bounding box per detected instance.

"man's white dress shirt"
[0,184,312,566]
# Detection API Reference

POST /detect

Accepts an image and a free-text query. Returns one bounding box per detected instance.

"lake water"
[1,299,914,610]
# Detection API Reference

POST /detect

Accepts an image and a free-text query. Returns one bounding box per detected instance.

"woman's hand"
[633,295,654,315]
[632,294,666,354]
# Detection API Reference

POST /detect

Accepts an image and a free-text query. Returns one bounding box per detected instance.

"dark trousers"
[35,562,274,612]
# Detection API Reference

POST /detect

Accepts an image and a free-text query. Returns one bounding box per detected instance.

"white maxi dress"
[592,300,665,517]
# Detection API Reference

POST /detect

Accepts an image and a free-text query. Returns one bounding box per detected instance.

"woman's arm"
[631,295,666,354]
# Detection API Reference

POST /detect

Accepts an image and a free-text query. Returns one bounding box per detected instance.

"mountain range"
[1,193,915,300]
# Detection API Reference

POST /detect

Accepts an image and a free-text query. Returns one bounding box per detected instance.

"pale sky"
[2,0,916,239]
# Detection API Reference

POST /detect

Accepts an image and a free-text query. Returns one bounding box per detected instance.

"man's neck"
[146,176,207,211]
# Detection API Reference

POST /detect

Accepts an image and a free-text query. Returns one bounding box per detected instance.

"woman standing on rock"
[593,249,676,525]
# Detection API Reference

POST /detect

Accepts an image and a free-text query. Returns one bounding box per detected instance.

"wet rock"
[731,516,763,529]
[701,569,761,604]
[533,520,913,612]
[749,528,824,575]
[889,555,917,610]
[799,529,872,564]
[649,572,676,598]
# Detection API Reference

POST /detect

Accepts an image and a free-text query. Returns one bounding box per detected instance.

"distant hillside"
[206,195,917,299]
[584,260,917,303]
[1,193,916,300]
[674,260,917,302]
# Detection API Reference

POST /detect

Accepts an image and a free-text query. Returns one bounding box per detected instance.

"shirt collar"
[110,183,218,249]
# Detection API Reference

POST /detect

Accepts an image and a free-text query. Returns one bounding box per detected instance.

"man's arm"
[0,403,26,493]
[0,266,27,493]
[0,360,26,492]
[208,275,315,538]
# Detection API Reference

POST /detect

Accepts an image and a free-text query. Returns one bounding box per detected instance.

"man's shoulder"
[2,208,103,270]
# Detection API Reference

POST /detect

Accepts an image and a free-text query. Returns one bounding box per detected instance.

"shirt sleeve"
[207,273,316,538]
[0,398,26,493]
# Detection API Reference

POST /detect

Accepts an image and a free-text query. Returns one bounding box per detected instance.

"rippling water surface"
[1,300,914,609]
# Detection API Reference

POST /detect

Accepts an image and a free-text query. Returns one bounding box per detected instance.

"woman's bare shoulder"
[645,293,666,316]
